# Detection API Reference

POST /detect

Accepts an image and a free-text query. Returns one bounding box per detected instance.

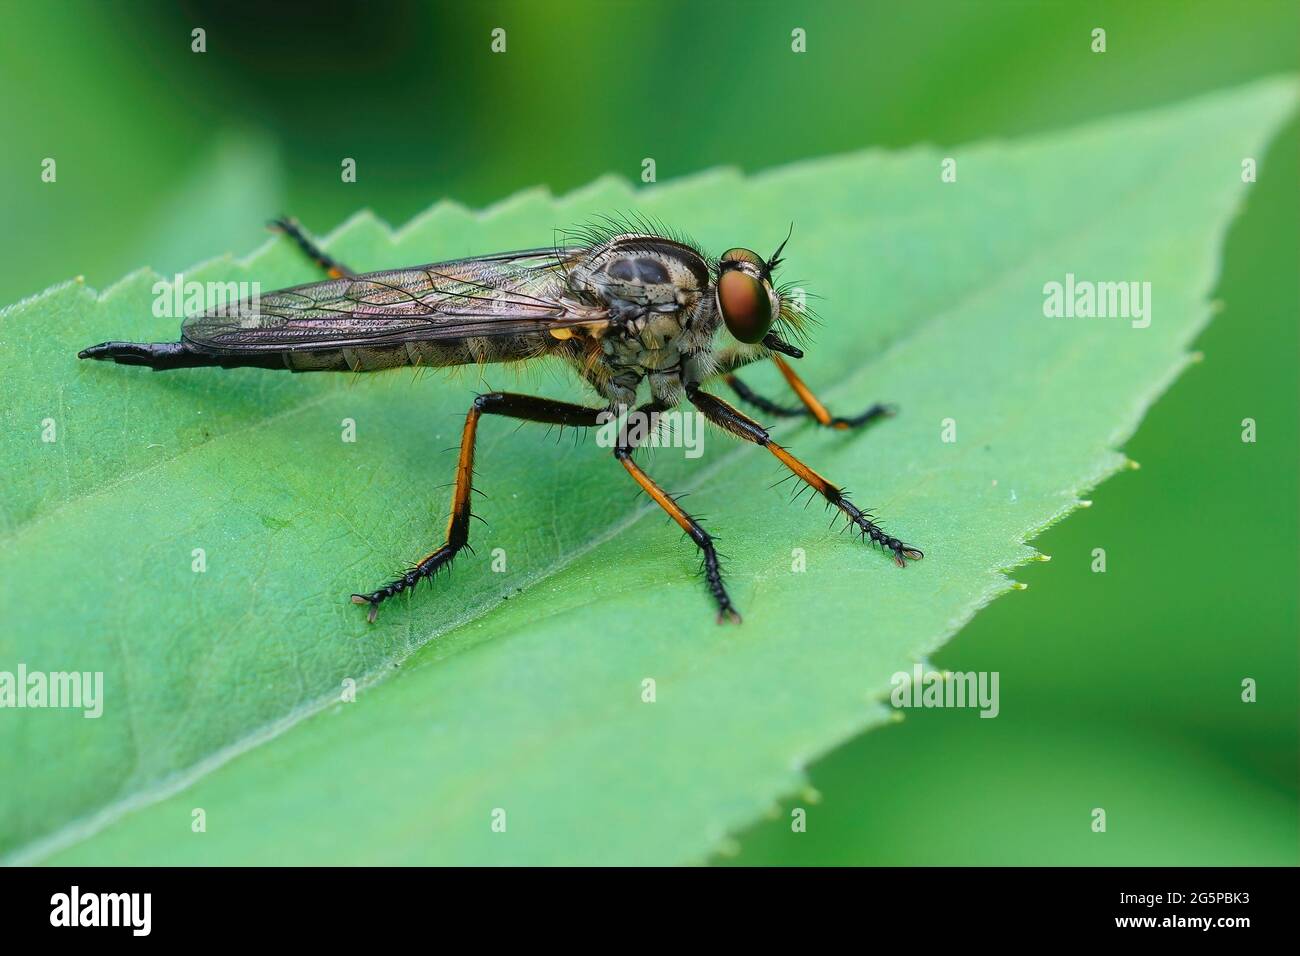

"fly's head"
[715,231,807,359]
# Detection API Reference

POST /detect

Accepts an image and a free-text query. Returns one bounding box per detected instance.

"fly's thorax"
[568,233,709,319]
[599,312,685,353]
[569,233,717,384]
[598,322,682,371]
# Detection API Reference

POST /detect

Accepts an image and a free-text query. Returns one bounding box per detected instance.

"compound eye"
[717,269,774,344]
[720,247,765,269]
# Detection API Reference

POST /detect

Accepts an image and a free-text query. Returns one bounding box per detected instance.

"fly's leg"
[614,412,741,623]
[725,354,894,431]
[686,384,924,566]
[269,216,357,279]
[351,392,606,622]
[723,374,811,417]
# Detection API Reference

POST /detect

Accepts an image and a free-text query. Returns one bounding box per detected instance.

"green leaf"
[2,78,1294,865]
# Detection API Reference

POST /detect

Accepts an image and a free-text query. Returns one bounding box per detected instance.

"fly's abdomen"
[282,344,409,372]
[81,333,553,373]
[281,335,544,372]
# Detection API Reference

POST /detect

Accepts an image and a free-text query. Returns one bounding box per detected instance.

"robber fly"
[80,215,923,622]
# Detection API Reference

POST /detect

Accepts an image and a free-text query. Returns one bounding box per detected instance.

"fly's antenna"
[765,222,794,276]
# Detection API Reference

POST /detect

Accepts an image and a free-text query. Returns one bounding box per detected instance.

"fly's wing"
[182,246,609,354]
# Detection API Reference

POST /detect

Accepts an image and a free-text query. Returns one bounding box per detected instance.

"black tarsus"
[829,403,895,429]
[726,371,894,429]
[724,373,807,418]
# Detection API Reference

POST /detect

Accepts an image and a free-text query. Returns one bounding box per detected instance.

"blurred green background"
[2,1,1294,865]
